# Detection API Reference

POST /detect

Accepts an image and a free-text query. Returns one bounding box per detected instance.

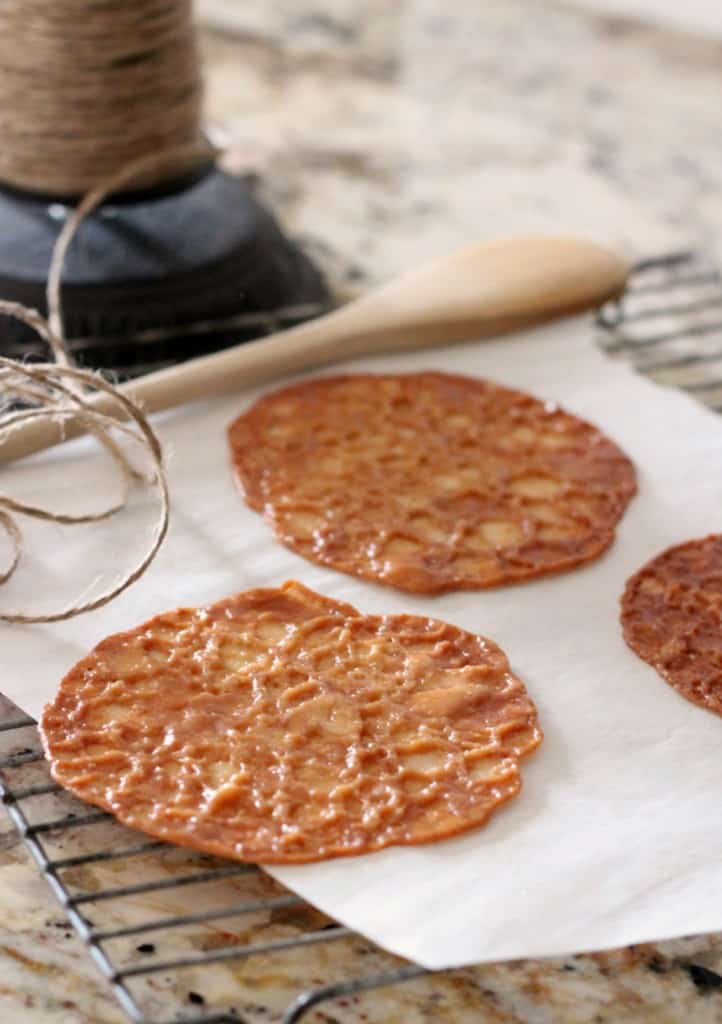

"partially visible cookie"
[621,535,722,716]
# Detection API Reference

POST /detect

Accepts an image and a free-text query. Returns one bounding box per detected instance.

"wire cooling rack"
[1,249,721,1023]
[597,250,722,411]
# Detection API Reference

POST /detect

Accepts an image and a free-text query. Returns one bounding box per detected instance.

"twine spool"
[0,5,207,622]
[0,0,210,195]
[0,0,327,380]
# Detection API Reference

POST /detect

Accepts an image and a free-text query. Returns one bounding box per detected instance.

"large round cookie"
[41,581,542,864]
[228,372,636,594]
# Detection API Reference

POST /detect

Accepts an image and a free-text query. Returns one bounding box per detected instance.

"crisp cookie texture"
[621,535,722,717]
[228,372,637,594]
[40,581,542,864]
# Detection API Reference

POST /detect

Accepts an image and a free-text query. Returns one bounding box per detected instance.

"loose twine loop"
[0,143,214,624]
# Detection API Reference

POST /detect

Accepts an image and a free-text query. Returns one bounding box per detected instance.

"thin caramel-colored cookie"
[41,581,542,864]
[228,372,636,594]
[621,535,722,717]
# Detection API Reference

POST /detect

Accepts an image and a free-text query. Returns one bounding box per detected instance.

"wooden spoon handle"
[0,236,627,463]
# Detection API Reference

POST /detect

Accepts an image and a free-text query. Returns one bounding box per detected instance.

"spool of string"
[0,0,207,195]
[0,3,206,622]
[0,0,327,376]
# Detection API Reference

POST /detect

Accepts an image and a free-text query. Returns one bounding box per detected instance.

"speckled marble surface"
[202,0,722,293]
[3,1,722,1020]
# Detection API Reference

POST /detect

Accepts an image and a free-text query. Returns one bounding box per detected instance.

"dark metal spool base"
[0,164,329,378]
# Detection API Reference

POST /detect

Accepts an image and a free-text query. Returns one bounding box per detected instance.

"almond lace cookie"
[228,372,636,594]
[621,535,722,717]
[41,581,542,864]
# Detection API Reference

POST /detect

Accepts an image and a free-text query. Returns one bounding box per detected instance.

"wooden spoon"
[0,236,628,463]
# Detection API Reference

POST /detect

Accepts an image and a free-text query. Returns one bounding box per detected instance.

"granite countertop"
[3,1,722,1021]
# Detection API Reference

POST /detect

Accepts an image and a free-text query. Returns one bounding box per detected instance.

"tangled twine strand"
[0,147,217,623]
[0,344,169,624]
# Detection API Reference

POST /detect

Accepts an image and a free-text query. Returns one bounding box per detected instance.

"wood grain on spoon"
[0,236,628,463]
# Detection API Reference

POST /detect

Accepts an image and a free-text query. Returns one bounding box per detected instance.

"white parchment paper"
[3,314,722,970]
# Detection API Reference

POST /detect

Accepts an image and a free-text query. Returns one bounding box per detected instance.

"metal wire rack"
[597,250,722,412]
[1,248,721,1024]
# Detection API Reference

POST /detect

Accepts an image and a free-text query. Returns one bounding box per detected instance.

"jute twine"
[0,346,169,624]
[0,146,219,623]
[0,0,210,195]
[0,0,220,621]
